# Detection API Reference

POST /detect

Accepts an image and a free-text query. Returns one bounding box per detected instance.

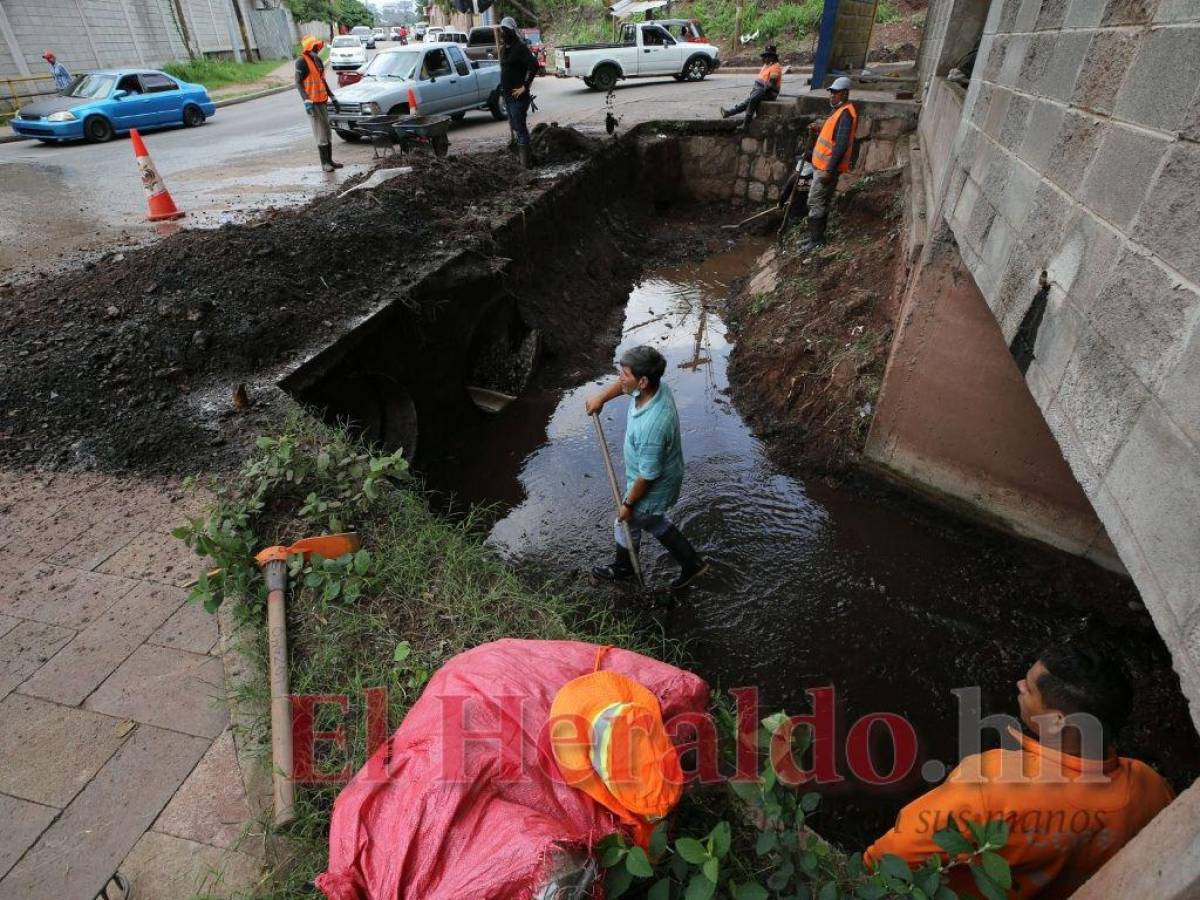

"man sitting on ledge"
[866,642,1174,898]
[720,45,782,125]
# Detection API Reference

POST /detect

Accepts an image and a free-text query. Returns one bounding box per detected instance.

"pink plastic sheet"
[317,639,709,900]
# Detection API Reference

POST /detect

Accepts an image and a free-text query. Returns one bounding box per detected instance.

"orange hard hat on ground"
[549,650,683,845]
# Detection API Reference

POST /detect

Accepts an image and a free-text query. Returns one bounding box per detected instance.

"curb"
[0,83,292,144]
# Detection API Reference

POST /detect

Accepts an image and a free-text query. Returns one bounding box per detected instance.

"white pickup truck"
[554,22,720,91]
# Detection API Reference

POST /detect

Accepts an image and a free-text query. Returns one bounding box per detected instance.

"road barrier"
[1,74,58,116]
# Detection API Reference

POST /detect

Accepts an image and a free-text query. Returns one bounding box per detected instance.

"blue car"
[10,68,216,144]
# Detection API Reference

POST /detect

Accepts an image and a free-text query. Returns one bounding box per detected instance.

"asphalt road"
[0,65,761,278]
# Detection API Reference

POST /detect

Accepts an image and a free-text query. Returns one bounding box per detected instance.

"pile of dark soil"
[0,149,555,474]
[724,170,903,471]
[531,123,601,165]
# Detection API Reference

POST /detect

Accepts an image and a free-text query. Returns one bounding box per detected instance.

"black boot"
[518,144,534,169]
[318,143,336,173]
[592,544,635,582]
[798,216,827,252]
[657,525,708,591]
[327,146,344,170]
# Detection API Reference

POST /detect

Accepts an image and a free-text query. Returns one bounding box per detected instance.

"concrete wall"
[827,0,880,75]
[0,0,296,106]
[913,0,1200,726]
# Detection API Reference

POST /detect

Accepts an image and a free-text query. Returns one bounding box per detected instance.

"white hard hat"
[500,16,519,32]
[830,76,852,91]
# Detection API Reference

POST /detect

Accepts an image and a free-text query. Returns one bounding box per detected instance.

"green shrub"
[162,57,284,90]
[875,0,901,23]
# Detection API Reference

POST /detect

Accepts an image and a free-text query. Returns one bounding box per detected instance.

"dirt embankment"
[724,170,903,471]
[0,134,610,476]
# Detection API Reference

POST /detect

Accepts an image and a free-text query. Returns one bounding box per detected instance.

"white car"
[555,21,719,90]
[372,27,388,42]
[423,26,445,43]
[329,35,368,70]
[430,29,468,46]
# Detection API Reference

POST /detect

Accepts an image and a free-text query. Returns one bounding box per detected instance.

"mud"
[726,170,903,471]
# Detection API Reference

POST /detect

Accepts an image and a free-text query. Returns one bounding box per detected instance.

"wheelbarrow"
[356,114,452,159]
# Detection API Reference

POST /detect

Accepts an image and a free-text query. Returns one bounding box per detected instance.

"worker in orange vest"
[720,45,782,125]
[296,35,343,173]
[800,75,857,252]
[865,641,1174,898]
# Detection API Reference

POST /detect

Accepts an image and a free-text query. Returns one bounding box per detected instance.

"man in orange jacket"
[800,75,856,252]
[720,45,782,125]
[865,642,1174,898]
[296,35,343,173]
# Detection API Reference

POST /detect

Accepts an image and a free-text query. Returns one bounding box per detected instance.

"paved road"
[0,68,760,278]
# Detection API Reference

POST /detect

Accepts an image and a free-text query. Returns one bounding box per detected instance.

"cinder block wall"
[829,0,881,73]
[933,0,1200,725]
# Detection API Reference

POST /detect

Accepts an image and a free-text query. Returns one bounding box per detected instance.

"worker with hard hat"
[801,76,858,252]
[720,45,783,124]
[499,16,539,169]
[549,648,684,849]
[42,51,73,92]
[295,35,343,173]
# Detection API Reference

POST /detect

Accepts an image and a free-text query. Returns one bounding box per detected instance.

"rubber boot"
[318,143,336,173]
[592,544,635,582]
[518,143,534,170]
[327,145,344,170]
[720,106,733,118]
[657,525,709,591]
[798,216,827,253]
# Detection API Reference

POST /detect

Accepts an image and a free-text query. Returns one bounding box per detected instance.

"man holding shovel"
[585,345,708,591]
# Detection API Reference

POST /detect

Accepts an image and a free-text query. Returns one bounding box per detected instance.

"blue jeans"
[507,90,532,146]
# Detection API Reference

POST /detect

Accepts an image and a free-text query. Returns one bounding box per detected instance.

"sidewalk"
[0,470,263,899]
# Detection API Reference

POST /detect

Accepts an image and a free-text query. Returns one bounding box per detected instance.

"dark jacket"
[500,38,536,94]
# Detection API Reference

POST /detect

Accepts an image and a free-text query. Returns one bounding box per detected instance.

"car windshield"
[68,74,116,99]
[362,51,421,79]
[522,29,542,43]
[332,36,359,47]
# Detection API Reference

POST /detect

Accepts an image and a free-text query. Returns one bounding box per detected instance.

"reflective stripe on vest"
[590,701,628,785]
[812,102,858,174]
[301,53,329,103]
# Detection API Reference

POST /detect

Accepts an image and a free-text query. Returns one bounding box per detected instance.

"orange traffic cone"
[130,129,184,222]
[407,87,419,115]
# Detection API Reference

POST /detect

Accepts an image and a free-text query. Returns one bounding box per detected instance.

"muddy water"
[426,237,1200,846]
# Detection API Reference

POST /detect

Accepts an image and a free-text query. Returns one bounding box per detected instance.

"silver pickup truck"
[329,43,506,142]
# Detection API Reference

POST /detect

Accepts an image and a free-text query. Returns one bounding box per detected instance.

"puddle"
[423,235,1200,845]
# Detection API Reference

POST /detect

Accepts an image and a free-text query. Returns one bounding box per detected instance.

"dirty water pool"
[416,231,1200,846]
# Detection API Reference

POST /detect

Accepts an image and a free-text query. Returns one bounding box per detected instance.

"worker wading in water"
[296,35,343,173]
[500,16,538,169]
[801,76,857,252]
[721,45,782,124]
[585,346,708,591]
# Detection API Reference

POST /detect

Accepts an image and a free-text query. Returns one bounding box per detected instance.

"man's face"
[617,365,646,395]
[829,89,847,108]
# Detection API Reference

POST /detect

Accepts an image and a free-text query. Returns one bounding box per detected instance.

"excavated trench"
[286,129,1200,846]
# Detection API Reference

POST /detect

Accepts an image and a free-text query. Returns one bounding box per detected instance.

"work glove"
[304,100,313,115]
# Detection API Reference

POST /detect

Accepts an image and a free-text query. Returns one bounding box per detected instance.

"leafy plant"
[875,0,901,24]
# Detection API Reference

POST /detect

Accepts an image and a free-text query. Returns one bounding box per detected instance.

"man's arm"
[584,380,625,415]
[295,57,309,102]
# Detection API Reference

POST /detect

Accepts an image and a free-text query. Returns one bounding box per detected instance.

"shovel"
[590,413,644,587]
[721,206,779,230]
[254,532,361,826]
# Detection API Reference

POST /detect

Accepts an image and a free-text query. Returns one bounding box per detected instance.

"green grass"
[162,57,286,91]
[185,413,669,897]
[875,0,901,23]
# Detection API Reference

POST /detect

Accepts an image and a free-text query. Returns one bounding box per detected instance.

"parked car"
[328,43,506,142]
[329,34,368,70]
[351,25,376,49]
[521,27,548,73]
[10,68,216,143]
[423,26,445,43]
[465,25,503,61]
[555,22,719,91]
[372,27,388,42]
[413,21,428,40]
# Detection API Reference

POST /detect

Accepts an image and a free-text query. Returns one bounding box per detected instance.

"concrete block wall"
[829,0,880,73]
[926,0,1200,725]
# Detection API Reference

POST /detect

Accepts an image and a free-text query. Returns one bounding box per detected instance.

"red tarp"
[317,639,710,900]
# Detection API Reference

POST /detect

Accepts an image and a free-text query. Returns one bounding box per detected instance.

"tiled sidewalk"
[0,470,263,899]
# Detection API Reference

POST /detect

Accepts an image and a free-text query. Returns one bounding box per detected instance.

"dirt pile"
[531,123,600,165]
[724,170,903,471]
[0,150,552,474]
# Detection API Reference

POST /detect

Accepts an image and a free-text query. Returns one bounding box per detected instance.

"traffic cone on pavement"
[129,128,184,222]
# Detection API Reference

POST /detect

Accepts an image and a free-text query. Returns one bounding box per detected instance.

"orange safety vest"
[812,102,858,173]
[300,52,329,103]
[756,61,783,91]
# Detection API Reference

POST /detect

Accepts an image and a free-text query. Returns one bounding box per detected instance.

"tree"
[333,0,376,27]
[284,0,374,27]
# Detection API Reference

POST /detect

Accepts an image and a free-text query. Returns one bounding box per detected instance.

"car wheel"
[84,115,114,143]
[450,111,466,121]
[590,65,618,92]
[684,57,710,81]
[582,77,595,89]
[488,88,508,121]
[336,129,363,143]
[182,104,205,127]
[432,134,449,157]
[672,74,686,82]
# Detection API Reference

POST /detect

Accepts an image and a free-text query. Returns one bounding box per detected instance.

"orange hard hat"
[549,667,683,844]
[301,35,321,52]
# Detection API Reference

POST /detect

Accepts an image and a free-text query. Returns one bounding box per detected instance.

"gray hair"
[619,345,667,388]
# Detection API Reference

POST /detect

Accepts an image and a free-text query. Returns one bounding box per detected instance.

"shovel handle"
[264,562,295,827]
[590,413,644,587]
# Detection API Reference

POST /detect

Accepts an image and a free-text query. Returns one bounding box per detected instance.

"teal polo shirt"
[623,383,684,516]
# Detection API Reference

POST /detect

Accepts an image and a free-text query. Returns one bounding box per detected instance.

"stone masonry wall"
[929,0,1200,725]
